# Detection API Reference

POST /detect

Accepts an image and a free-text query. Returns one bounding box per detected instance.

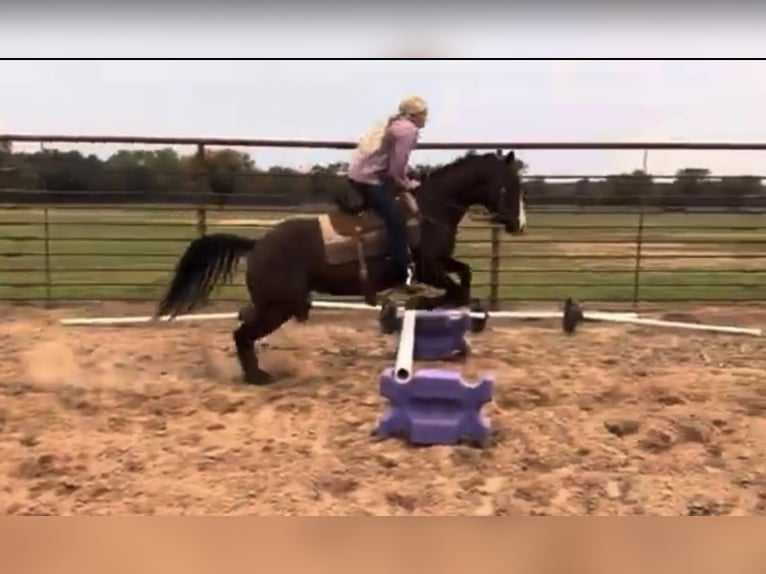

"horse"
[155,150,527,385]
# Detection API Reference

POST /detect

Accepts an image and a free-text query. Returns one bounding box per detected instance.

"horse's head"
[418,150,527,235]
[482,150,526,235]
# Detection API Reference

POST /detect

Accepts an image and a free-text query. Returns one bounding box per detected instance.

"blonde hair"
[353,95,428,157]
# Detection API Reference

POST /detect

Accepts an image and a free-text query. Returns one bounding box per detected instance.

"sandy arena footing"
[0,302,765,515]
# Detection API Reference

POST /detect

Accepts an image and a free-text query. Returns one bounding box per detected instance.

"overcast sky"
[2,5,766,178]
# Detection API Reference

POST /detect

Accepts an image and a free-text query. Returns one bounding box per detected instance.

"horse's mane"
[417,152,497,182]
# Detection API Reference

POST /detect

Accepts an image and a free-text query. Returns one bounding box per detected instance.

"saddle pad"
[318,214,420,266]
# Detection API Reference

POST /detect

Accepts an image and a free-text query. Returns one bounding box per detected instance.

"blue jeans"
[349,180,410,282]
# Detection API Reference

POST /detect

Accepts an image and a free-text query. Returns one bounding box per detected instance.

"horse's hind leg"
[233,304,293,385]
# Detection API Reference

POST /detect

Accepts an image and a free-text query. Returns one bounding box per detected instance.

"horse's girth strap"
[354,226,376,306]
[354,227,368,281]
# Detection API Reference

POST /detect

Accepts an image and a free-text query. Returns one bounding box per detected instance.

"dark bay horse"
[156,150,527,385]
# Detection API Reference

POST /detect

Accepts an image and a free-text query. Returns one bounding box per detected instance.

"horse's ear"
[504,150,516,164]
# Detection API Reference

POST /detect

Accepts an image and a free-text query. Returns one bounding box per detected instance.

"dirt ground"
[1,301,765,516]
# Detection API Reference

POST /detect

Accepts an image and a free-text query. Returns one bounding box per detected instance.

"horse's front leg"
[409,257,466,310]
[443,256,472,306]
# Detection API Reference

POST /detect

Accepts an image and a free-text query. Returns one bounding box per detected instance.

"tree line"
[0,146,764,209]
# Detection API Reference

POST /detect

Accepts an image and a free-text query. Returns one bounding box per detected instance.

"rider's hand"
[406,179,421,191]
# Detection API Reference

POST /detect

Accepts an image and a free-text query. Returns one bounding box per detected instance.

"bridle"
[491,183,509,220]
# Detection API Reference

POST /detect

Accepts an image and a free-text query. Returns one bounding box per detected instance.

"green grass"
[1,206,764,303]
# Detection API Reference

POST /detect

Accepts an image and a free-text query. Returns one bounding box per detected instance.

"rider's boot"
[389,261,426,296]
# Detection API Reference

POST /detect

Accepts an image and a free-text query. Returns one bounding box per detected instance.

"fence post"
[193,143,208,236]
[196,207,207,237]
[194,144,210,306]
[631,209,645,308]
[489,225,501,310]
[631,149,651,308]
[43,207,52,304]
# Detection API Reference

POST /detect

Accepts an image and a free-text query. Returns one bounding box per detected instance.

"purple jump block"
[376,367,493,446]
[410,310,471,361]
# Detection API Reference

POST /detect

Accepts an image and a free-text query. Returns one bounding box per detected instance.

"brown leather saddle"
[317,191,421,267]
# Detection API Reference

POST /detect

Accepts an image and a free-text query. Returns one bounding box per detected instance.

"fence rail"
[2,202,764,308]
[6,133,766,150]
[2,135,766,308]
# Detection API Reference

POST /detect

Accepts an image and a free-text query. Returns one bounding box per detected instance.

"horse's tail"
[156,233,257,319]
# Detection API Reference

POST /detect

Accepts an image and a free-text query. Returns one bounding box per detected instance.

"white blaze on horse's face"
[518,193,527,232]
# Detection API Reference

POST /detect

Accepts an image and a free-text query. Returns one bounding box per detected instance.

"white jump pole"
[393,309,417,382]
[58,302,760,337]
[59,304,635,327]
[586,313,762,337]
[311,300,380,311]
[59,312,238,326]
[393,309,639,321]
[59,300,380,326]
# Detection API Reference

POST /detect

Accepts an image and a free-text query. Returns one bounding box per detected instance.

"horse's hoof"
[469,299,489,333]
[562,298,583,334]
[244,370,276,386]
[238,304,257,323]
[293,303,311,323]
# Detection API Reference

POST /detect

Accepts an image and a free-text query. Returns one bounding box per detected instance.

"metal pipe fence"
[2,201,764,308]
[1,135,765,308]
[6,133,766,150]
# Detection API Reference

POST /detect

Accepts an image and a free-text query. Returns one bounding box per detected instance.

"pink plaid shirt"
[348,117,420,190]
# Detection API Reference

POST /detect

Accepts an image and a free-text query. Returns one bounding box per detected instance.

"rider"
[347,95,427,286]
